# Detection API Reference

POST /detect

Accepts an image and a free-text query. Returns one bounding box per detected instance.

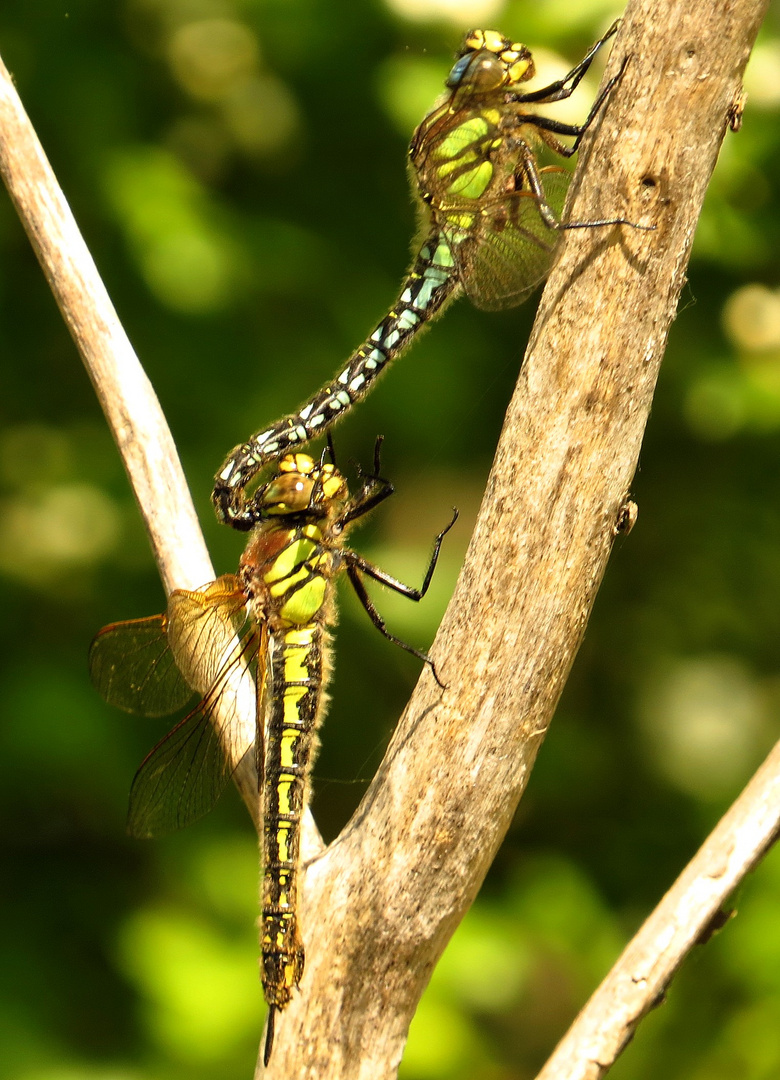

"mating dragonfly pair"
[92,21,643,1063]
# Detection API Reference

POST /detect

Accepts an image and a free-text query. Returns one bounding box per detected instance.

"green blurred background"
[1,1,780,1077]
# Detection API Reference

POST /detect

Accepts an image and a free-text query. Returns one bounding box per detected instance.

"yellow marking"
[264,538,316,584]
[284,685,307,723]
[434,116,489,161]
[277,780,292,815]
[279,454,315,475]
[280,730,298,767]
[507,57,532,82]
[269,565,309,598]
[277,827,289,862]
[286,627,315,646]
[284,647,310,682]
[279,575,327,623]
[436,149,478,178]
[301,523,322,542]
[321,473,345,500]
[447,211,477,230]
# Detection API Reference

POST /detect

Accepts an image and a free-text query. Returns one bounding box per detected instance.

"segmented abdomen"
[260,623,323,1009]
[213,230,459,527]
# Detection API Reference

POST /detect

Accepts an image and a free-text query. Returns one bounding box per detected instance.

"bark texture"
[263,2,770,1076]
[0,1,772,1077]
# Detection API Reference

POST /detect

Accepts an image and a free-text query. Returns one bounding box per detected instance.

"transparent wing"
[128,622,268,838]
[447,166,570,311]
[89,615,193,717]
[89,574,248,717]
[166,575,250,694]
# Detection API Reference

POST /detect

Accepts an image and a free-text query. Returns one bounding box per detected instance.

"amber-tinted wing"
[89,614,193,717]
[444,166,570,311]
[166,575,251,695]
[89,574,248,717]
[127,621,266,838]
[91,574,265,837]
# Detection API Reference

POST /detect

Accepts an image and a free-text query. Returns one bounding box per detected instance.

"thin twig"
[0,55,209,597]
[536,738,780,1080]
[1,2,772,1076]
[0,50,266,826]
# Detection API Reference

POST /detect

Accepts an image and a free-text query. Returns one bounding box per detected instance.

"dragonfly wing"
[89,615,194,717]
[167,575,249,694]
[449,167,570,311]
[128,627,264,838]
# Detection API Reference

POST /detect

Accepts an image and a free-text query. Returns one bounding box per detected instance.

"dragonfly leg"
[346,564,446,687]
[520,55,630,155]
[344,507,457,687]
[263,1006,277,1066]
[347,506,458,600]
[512,138,648,232]
[510,20,619,105]
[335,437,397,529]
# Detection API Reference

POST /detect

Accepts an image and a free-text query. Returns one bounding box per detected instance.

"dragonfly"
[90,443,456,1063]
[213,21,644,529]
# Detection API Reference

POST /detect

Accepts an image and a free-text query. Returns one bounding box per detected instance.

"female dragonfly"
[91,442,456,1061]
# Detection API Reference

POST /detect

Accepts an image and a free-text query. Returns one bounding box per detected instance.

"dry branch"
[0,54,209,597]
[0,0,773,1077]
[536,737,780,1080]
[0,50,264,824]
[264,1,771,1076]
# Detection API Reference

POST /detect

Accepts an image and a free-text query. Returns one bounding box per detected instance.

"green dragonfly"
[90,443,455,1063]
[214,21,641,528]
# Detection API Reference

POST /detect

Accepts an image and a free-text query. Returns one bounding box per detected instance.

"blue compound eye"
[446,52,506,93]
[445,53,472,89]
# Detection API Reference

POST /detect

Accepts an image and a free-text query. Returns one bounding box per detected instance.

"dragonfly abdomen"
[212,231,460,528]
[261,622,324,1010]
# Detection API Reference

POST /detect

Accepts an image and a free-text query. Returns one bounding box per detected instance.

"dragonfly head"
[446,30,534,96]
[249,453,348,523]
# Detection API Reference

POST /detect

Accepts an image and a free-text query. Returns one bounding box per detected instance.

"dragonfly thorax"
[238,455,347,630]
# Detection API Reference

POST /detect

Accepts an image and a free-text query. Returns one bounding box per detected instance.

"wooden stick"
[0,50,266,827]
[1,1,771,1075]
[262,1,770,1075]
[0,56,209,597]
[536,738,780,1080]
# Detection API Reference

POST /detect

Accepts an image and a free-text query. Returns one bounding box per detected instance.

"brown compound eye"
[446,51,506,93]
[259,473,315,514]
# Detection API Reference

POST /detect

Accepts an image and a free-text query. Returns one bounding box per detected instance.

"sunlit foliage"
[1,2,780,1078]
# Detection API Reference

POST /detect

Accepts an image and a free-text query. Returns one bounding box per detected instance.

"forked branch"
[0,2,773,1078]
[264,1,773,1076]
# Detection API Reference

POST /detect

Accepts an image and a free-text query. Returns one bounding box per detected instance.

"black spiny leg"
[506,52,652,235]
[510,20,620,106]
[345,507,458,687]
[337,436,396,529]
[513,138,645,232]
[520,56,630,155]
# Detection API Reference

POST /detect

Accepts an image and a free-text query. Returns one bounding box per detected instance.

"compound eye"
[446,51,506,93]
[258,473,314,514]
